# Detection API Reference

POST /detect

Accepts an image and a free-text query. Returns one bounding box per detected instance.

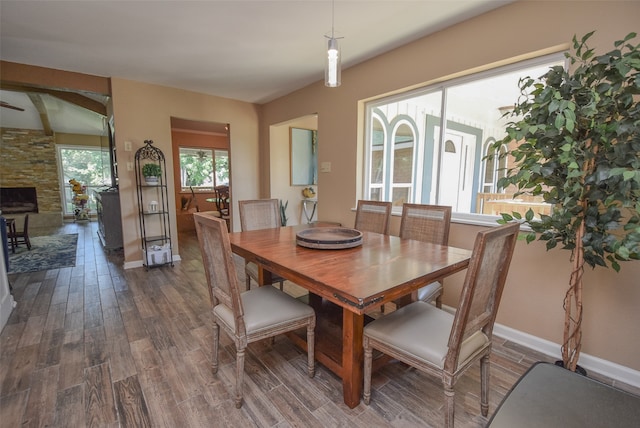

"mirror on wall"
[290,127,317,186]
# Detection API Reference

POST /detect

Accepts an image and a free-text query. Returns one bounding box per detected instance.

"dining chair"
[193,212,316,409]
[214,184,230,229]
[354,200,392,235]
[8,213,31,252]
[363,222,520,427]
[201,185,230,230]
[238,198,286,290]
[397,203,452,308]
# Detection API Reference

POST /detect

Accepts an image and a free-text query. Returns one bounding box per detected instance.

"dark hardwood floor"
[1,221,637,427]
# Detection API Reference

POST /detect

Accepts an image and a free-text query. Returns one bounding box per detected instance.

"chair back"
[22,213,29,234]
[399,203,451,245]
[238,199,281,231]
[354,200,392,234]
[214,185,230,216]
[444,222,519,372]
[193,212,246,336]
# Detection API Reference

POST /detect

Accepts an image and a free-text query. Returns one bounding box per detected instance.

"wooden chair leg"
[235,347,246,408]
[363,338,373,405]
[480,354,490,417]
[435,279,444,308]
[211,322,220,374]
[307,323,315,377]
[444,384,455,428]
[435,293,443,309]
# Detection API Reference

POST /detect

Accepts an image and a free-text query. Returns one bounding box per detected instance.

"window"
[364,54,565,219]
[58,145,112,215]
[179,147,229,191]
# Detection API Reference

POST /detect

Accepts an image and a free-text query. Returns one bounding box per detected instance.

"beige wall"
[55,132,108,148]
[260,1,640,370]
[110,78,261,265]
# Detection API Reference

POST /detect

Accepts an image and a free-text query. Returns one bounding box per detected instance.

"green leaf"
[554,114,565,129]
[500,213,514,222]
[525,209,535,222]
[565,118,575,133]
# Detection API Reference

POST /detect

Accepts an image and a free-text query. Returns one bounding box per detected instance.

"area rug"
[7,234,78,273]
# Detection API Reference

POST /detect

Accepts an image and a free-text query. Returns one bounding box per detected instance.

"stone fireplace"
[0,128,63,227]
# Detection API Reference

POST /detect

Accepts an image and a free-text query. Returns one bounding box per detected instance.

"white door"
[438,131,476,212]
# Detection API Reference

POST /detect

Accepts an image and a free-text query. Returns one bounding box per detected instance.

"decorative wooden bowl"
[296,227,363,249]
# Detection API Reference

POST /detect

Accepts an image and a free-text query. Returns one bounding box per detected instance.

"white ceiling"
[0,0,514,135]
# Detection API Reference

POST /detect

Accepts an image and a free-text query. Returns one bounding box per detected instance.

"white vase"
[144,176,159,185]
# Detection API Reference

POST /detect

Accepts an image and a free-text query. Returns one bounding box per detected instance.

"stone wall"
[0,128,63,227]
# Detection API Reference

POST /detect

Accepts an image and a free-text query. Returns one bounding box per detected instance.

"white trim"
[0,242,16,332]
[123,255,181,270]
[493,323,640,389]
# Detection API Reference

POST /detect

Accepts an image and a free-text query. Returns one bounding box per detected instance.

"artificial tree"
[491,32,640,371]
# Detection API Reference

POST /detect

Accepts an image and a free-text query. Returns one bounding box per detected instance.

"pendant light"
[325,0,341,87]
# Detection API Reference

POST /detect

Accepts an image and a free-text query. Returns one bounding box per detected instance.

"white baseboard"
[123,255,181,270]
[0,292,16,333]
[493,322,640,389]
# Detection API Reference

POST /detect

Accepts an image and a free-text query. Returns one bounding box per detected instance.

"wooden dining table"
[228,224,472,408]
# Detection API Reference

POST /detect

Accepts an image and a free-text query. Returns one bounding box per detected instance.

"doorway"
[170,118,231,240]
[437,130,476,213]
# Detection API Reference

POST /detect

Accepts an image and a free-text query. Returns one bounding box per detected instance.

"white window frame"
[363,52,566,225]
[57,144,112,216]
[178,147,229,192]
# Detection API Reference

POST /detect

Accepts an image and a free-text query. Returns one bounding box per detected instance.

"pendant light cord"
[331,0,335,39]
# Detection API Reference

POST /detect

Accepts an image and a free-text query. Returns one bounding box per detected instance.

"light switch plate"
[124,141,132,151]
[320,162,331,173]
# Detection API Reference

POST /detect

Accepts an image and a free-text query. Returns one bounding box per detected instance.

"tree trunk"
[562,212,585,372]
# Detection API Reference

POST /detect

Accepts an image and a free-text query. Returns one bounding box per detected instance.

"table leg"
[342,309,364,408]
[257,266,273,286]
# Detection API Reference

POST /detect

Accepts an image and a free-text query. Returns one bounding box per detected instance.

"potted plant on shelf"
[490,32,640,372]
[142,163,162,185]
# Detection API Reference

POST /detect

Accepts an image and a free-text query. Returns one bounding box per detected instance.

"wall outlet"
[320,162,332,173]
[124,141,132,151]
[127,162,133,171]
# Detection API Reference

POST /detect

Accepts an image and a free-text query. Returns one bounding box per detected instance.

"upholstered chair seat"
[213,286,315,336]
[364,301,489,368]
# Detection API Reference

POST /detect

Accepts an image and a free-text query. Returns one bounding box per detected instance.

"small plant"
[280,200,289,226]
[142,163,162,177]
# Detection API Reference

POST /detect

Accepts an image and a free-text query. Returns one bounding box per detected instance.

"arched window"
[368,116,386,200]
[390,121,415,205]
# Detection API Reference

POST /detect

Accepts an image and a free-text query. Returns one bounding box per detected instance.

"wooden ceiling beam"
[0,82,106,116]
[27,94,53,136]
[0,60,110,95]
